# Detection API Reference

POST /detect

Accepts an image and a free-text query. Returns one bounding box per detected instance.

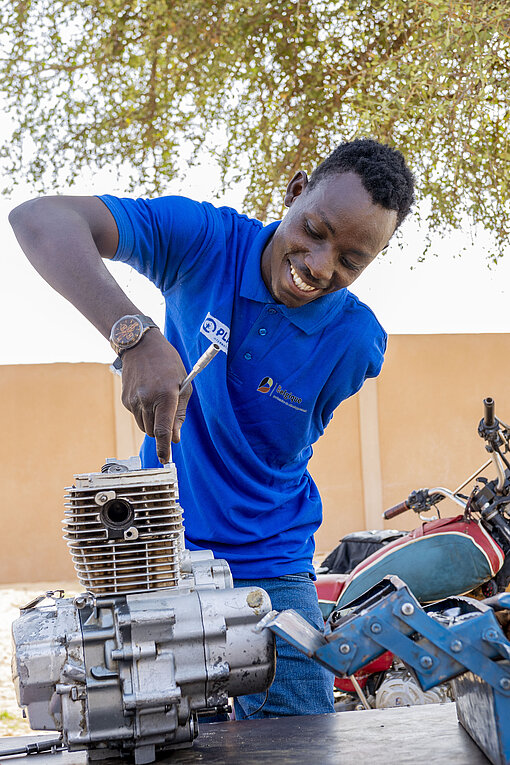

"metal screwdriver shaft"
[179,342,221,395]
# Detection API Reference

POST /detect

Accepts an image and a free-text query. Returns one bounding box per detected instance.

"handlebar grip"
[484,397,495,427]
[383,500,409,520]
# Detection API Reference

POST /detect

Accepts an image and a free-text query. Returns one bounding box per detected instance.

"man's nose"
[304,248,336,285]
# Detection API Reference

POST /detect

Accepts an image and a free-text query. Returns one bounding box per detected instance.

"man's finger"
[172,385,192,443]
[153,405,174,464]
[140,406,155,438]
[131,406,146,436]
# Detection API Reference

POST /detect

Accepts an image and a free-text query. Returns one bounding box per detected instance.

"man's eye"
[304,220,322,239]
[341,258,362,272]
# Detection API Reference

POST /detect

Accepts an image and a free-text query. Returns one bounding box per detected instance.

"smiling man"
[261,169,398,307]
[10,137,414,719]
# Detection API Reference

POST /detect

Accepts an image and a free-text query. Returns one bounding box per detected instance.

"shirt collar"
[240,220,348,336]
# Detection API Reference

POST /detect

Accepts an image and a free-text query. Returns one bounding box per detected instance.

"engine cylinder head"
[63,464,183,596]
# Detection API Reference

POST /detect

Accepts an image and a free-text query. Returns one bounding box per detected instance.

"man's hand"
[120,330,191,464]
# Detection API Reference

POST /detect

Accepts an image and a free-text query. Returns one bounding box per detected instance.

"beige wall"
[0,364,141,583]
[1,334,508,583]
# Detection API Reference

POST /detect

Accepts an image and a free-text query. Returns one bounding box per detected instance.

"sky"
[2,128,510,366]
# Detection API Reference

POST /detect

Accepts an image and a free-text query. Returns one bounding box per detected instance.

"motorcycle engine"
[11,458,275,763]
[375,667,450,708]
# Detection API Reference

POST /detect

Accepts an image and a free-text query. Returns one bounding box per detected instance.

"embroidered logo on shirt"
[200,312,230,353]
[256,377,307,413]
[257,377,273,394]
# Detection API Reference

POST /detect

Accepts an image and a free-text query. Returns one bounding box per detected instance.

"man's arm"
[9,195,190,462]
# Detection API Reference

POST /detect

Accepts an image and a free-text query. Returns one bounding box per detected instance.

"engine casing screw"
[500,678,510,690]
[484,629,498,641]
[339,643,351,654]
[420,656,433,669]
[401,603,415,616]
[370,623,382,634]
[450,640,463,653]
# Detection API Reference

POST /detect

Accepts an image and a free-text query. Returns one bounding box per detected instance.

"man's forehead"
[305,172,397,247]
[308,171,376,209]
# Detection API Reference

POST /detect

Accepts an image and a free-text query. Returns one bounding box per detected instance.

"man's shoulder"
[328,291,387,371]
[343,291,386,339]
[159,197,265,253]
[214,202,264,237]
[101,193,266,279]
[150,195,262,230]
[346,290,386,335]
[100,193,263,238]
[324,292,387,384]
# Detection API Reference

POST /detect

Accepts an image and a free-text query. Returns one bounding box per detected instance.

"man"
[9,137,415,718]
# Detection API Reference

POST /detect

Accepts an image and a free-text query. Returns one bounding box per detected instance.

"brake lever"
[418,511,439,522]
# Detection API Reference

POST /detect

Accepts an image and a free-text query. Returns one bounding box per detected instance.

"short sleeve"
[364,323,387,380]
[317,312,387,431]
[97,194,213,293]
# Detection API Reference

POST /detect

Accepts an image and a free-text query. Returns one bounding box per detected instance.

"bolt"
[450,640,463,653]
[339,643,351,654]
[73,593,93,610]
[484,629,498,641]
[401,603,415,616]
[370,623,382,634]
[500,678,510,691]
[420,656,433,669]
[94,490,115,506]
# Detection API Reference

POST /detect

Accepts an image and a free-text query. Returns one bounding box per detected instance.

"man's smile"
[289,261,319,293]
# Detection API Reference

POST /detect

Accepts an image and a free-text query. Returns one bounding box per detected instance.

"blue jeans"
[233,573,335,719]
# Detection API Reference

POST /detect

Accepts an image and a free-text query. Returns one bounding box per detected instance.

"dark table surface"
[0,703,490,765]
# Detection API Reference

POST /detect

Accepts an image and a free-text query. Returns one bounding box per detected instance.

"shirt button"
[258,328,267,336]
[244,352,252,360]
[268,308,277,314]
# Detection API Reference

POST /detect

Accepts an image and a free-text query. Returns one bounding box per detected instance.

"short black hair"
[308,138,415,229]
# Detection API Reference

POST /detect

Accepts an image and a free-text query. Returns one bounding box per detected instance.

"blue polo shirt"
[99,194,387,578]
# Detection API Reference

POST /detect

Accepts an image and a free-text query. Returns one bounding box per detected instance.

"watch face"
[113,316,143,349]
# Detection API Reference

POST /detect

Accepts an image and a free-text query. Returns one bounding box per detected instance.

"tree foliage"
[1,0,509,248]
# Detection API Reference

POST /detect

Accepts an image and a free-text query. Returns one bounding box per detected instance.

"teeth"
[290,263,316,292]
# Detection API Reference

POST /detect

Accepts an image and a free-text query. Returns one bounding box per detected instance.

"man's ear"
[284,171,309,208]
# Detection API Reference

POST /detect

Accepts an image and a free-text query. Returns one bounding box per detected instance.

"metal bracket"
[21,590,65,612]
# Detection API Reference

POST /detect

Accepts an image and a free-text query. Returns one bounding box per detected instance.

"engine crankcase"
[12,562,274,764]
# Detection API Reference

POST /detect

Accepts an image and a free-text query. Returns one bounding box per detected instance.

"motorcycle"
[315,397,510,711]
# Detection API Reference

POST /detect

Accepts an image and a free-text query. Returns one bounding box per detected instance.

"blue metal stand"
[260,576,510,765]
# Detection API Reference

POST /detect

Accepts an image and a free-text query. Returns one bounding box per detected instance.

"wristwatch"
[109,314,158,356]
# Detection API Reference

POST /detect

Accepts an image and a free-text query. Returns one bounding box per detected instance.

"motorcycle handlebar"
[484,397,495,428]
[383,500,409,520]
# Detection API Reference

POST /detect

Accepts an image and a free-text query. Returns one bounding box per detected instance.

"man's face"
[260,170,397,308]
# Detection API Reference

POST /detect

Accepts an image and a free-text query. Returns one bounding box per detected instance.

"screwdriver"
[179,342,221,394]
